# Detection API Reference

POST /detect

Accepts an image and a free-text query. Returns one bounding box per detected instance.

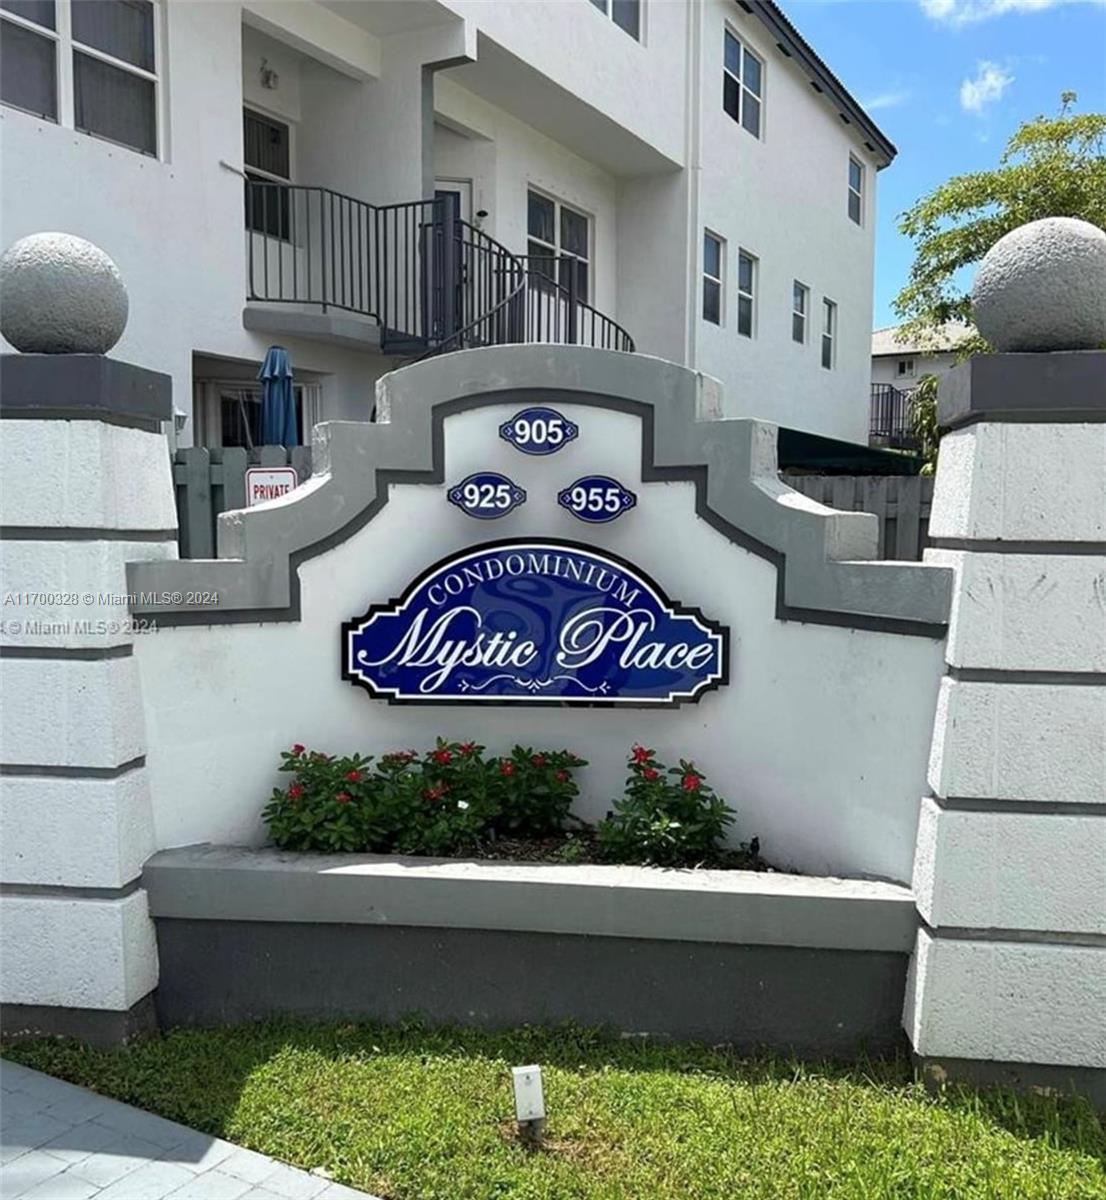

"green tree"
[894,94,1106,345]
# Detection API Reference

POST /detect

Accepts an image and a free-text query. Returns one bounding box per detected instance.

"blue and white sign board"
[448,472,527,520]
[558,476,637,524]
[343,539,728,705]
[499,407,579,455]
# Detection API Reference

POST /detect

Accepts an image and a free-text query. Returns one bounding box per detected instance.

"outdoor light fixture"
[173,408,188,436]
[511,1064,545,1146]
[260,58,279,90]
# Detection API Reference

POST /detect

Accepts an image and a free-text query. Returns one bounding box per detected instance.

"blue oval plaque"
[342,538,728,706]
[448,472,526,520]
[558,475,637,524]
[499,407,579,456]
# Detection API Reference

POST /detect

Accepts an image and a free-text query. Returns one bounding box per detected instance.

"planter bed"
[143,844,916,1058]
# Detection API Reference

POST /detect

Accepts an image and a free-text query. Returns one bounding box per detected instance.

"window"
[244,108,291,239]
[527,189,590,303]
[737,250,756,337]
[702,232,724,325]
[0,0,159,156]
[792,281,808,344]
[723,29,761,137]
[897,359,915,377]
[821,298,837,369]
[588,0,640,41]
[848,156,864,225]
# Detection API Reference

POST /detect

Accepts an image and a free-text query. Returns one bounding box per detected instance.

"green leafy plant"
[489,746,588,837]
[262,745,376,852]
[909,373,942,474]
[598,745,735,867]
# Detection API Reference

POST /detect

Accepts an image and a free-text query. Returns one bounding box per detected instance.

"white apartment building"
[0,0,894,447]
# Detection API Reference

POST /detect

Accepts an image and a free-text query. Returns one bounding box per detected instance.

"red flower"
[345,770,363,783]
[555,769,569,783]
[459,742,477,757]
[530,754,547,768]
[290,743,306,756]
[423,783,448,802]
[643,767,660,782]
[499,760,515,777]
[631,745,653,764]
[288,784,303,799]
[682,773,701,792]
[335,792,351,804]
[432,749,452,765]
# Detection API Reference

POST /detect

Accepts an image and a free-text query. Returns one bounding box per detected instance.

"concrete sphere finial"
[971,217,1106,352]
[0,232,129,354]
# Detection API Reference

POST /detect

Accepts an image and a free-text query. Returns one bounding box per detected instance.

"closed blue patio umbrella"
[257,345,298,447]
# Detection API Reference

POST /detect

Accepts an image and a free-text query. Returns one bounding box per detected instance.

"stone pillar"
[904,218,1106,1102]
[0,234,176,1041]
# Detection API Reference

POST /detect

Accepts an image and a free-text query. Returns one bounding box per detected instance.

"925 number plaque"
[449,472,527,520]
[499,407,579,456]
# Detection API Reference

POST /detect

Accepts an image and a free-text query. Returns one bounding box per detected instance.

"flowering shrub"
[262,739,586,856]
[262,747,376,852]
[597,745,735,867]
[489,746,588,837]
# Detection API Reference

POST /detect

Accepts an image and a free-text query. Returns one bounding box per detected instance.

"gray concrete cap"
[0,232,129,354]
[971,218,1106,352]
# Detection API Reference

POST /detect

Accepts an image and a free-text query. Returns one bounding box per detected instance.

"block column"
[904,218,1106,1102]
[0,233,177,1041]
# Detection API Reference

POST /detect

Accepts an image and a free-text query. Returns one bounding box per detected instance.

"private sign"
[246,466,298,507]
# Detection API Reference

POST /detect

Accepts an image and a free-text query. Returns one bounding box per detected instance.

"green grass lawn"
[4,1022,1104,1200]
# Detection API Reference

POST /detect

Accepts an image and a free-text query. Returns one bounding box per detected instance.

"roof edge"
[742,0,897,167]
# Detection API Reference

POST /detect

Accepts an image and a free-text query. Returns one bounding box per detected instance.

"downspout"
[683,0,704,366]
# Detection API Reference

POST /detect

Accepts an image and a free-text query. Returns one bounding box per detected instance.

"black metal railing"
[869,383,921,450]
[245,181,634,356]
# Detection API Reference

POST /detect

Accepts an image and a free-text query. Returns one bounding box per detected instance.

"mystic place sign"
[342,539,728,705]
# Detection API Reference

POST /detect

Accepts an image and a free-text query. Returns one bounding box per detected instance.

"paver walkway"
[1,1059,379,1200]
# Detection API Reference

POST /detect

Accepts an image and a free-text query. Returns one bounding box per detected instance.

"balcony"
[243,182,634,358]
[869,383,921,451]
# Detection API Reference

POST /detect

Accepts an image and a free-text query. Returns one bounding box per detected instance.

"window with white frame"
[848,156,864,225]
[0,0,159,157]
[527,189,591,304]
[897,358,915,378]
[703,231,724,325]
[736,249,756,337]
[244,108,291,240]
[723,29,761,137]
[792,281,808,344]
[588,0,640,41]
[821,298,837,369]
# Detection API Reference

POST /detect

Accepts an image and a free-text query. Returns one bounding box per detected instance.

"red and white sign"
[245,466,298,507]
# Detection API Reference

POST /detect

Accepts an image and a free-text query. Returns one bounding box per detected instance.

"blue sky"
[785,0,1106,327]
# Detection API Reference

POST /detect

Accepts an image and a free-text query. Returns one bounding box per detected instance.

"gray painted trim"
[0,878,142,900]
[929,538,1106,556]
[916,1056,1106,1111]
[935,795,1106,817]
[0,756,146,778]
[0,528,177,542]
[923,921,1106,949]
[939,350,1106,430]
[242,305,384,354]
[0,354,172,425]
[128,347,951,636]
[0,995,158,1046]
[947,666,1106,686]
[0,645,133,661]
[143,844,918,952]
[153,919,909,1057]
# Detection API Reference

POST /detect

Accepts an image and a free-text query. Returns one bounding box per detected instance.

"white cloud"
[921,0,1104,26]
[959,61,1014,112]
[862,89,912,111]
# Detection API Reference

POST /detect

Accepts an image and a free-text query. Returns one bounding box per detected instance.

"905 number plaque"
[499,407,579,456]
